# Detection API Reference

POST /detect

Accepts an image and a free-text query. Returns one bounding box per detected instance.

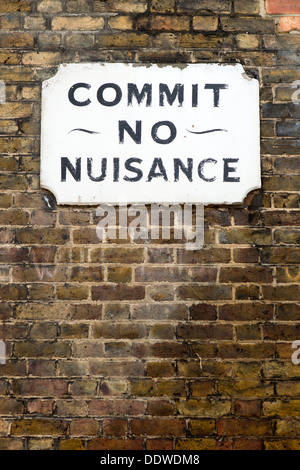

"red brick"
[266,0,300,14]
[103,418,127,437]
[279,17,300,31]
[234,400,261,417]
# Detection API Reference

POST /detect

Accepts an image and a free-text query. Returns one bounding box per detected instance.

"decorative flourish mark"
[69,128,101,135]
[186,128,228,135]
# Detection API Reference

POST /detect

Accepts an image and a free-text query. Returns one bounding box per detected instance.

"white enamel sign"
[41,63,260,205]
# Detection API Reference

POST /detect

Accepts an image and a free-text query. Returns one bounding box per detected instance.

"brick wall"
[0,0,300,451]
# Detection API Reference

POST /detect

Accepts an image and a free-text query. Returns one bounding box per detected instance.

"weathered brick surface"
[0,0,299,451]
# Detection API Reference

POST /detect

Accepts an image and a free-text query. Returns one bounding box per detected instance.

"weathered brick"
[276,303,300,321]
[236,33,260,49]
[70,304,102,320]
[177,284,232,300]
[27,399,53,415]
[179,33,231,48]
[193,16,218,31]
[234,0,260,14]
[137,15,190,31]
[263,34,300,51]
[87,438,143,450]
[92,323,146,340]
[0,0,297,449]
[28,438,54,450]
[177,248,231,264]
[91,247,144,263]
[131,418,185,437]
[176,438,216,450]
[0,0,31,13]
[14,342,71,359]
[217,418,272,436]
[263,400,300,417]
[178,0,231,13]
[37,33,62,49]
[264,440,300,451]
[103,418,127,436]
[234,400,261,417]
[0,438,23,450]
[37,0,62,13]
[150,0,175,13]
[189,304,217,321]
[262,285,300,301]
[219,267,273,283]
[70,418,99,436]
[235,324,261,340]
[135,266,189,282]
[70,380,98,396]
[92,284,145,301]
[88,399,144,416]
[15,228,69,245]
[219,380,274,398]
[189,419,215,436]
[219,303,273,322]
[177,399,231,417]
[58,439,85,450]
[72,341,104,358]
[97,33,149,48]
[89,360,144,377]
[219,228,272,245]
[146,439,173,450]
[52,16,104,31]
[11,418,67,436]
[0,33,34,48]
[16,303,67,320]
[22,52,63,66]
[12,379,67,397]
[66,0,90,13]
[221,17,274,33]
[146,400,176,416]
[93,1,147,13]
[108,16,134,30]
[218,343,275,359]
[177,323,233,340]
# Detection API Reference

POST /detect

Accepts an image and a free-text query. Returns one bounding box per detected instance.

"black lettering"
[223,158,240,182]
[87,158,107,182]
[68,83,91,107]
[113,158,120,182]
[205,84,228,107]
[97,83,122,107]
[61,157,81,182]
[119,120,142,144]
[151,121,177,145]
[192,84,198,108]
[174,158,193,182]
[128,83,152,106]
[159,83,184,106]
[124,158,143,182]
[147,158,168,182]
[198,158,217,182]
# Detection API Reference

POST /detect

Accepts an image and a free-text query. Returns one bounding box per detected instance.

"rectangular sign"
[41,63,260,205]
